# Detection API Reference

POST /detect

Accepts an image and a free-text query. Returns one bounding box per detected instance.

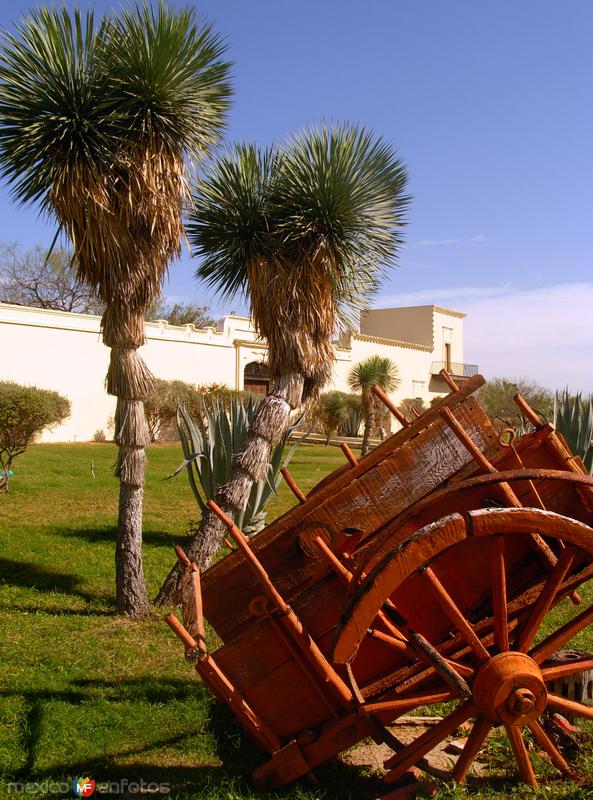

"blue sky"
[1,1,592,389]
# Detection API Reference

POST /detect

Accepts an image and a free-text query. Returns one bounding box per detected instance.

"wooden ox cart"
[166,372,593,790]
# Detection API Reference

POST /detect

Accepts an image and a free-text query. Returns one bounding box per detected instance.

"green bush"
[0,381,70,488]
[145,380,261,442]
[477,377,553,432]
[144,378,202,441]
[304,391,363,441]
[399,397,426,420]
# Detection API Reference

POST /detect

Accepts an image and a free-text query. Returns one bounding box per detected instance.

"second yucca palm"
[156,123,409,601]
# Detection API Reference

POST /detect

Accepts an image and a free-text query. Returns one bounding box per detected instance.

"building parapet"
[353,332,432,352]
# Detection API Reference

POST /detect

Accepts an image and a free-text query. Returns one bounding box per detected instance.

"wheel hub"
[472,652,547,726]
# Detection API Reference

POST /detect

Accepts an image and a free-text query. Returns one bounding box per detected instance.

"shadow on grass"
[0,558,103,604]
[2,676,381,799]
[60,526,178,548]
[0,603,113,617]
[70,676,203,703]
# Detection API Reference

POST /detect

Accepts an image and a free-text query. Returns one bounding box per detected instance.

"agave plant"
[170,396,299,535]
[554,390,593,473]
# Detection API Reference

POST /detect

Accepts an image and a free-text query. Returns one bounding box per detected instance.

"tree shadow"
[2,675,380,799]
[60,526,178,548]
[70,676,204,704]
[0,603,113,617]
[0,558,101,604]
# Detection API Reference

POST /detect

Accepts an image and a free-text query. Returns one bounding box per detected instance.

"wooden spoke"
[446,658,475,679]
[423,566,490,663]
[543,658,593,682]
[527,719,580,779]
[516,547,576,653]
[505,725,538,788]
[548,693,593,721]
[530,602,593,664]
[361,690,456,716]
[451,715,492,783]
[491,536,509,652]
[383,700,477,784]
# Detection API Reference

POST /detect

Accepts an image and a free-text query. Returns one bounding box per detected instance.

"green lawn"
[0,443,592,799]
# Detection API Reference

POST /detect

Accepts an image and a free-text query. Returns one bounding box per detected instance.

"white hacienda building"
[0,302,477,442]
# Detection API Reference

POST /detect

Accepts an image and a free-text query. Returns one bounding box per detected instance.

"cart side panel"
[202,398,498,642]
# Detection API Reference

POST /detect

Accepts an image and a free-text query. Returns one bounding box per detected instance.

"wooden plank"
[202,396,495,641]
[202,375,485,588]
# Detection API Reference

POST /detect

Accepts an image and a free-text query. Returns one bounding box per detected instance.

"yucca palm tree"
[0,4,231,616]
[348,355,400,455]
[156,123,409,601]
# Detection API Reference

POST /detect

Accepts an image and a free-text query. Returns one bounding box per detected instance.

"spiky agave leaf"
[554,390,593,474]
[189,123,409,397]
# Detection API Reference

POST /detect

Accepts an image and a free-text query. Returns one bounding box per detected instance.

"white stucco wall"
[0,302,469,442]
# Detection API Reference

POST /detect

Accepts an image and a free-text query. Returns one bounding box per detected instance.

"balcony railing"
[431,361,479,379]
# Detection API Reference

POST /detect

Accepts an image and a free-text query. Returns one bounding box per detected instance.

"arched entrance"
[243,361,270,395]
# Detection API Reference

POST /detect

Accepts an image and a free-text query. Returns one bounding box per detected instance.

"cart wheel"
[333,507,593,787]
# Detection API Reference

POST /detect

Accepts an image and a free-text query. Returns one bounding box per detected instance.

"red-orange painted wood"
[164,373,593,792]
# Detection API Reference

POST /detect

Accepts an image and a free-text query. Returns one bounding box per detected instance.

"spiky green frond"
[0,7,110,208]
[273,123,410,324]
[189,143,276,299]
[0,2,231,214]
[191,123,409,320]
[189,123,408,394]
[104,1,231,160]
[348,354,400,394]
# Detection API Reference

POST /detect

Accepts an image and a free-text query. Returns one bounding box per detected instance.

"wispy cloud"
[412,232,489,248]
[376,284,514,308]
[377,282,593,393]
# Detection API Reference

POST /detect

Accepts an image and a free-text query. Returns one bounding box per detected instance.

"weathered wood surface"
[181,376,593,786]
[202,394,498,641]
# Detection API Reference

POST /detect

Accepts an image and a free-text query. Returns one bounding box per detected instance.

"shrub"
[399,397,426,420]
[93,429,107,443]
[144,379,202,442]
[0,381,70,489]
[477,377,553,432]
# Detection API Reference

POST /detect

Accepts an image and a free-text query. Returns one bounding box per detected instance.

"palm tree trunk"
[155,371,304,606]
[360,390,375,456]
[116,481,149,615]
[360,415,372,456]
[104,305,152,618]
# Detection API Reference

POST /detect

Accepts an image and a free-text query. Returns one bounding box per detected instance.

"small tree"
[144,378,201,442]
[147,300,216,328]
[0,242,103,313]
[0,381,70,490]
[399,397,426,420]
[348,355,400,455]
[478,377,553,432]
[314,391,352,444]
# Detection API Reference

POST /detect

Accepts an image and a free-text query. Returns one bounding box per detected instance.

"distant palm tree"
[349,355,400,455]
[0,4,231,616]
[156,123,409,601]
